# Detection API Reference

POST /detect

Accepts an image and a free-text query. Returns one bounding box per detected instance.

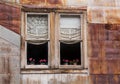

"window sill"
[21,68,88,74]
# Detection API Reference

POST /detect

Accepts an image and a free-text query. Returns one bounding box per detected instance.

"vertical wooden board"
[0,56,10,74]
[10,74,21,84]
[89,59,101,74]
[55,74,61,84]
[0,74,10,84]
[47,74,55,84]
[50,12,55,68]
[96,75,108,84]
[9,56,20,74]
[0,57,5,74]
[21,74,28,84]
[40,74,48,84]
[61,74,68,84]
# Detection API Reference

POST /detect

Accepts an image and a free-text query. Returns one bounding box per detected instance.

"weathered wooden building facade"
[0,0,120,84]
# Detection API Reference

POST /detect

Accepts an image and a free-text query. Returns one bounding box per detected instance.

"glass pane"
[27,42,48,65]
[27,14,48,39]
[60,42,81,65]
[60,15,81,40]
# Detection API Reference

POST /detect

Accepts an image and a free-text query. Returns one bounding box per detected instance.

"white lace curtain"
[60,15,81,44]
[27,14,48,41]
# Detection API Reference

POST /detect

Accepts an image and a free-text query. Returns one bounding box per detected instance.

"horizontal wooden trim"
[21,69,88,74]
[22,5,87,12]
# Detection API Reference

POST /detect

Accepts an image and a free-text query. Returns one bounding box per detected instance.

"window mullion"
[49,12,55,68]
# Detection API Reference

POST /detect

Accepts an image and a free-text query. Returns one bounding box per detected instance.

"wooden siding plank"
[47,74,55,84]
[40,74,48,84]
[61,74,68,84]
[55,74,61,84]
[0,74,10,84]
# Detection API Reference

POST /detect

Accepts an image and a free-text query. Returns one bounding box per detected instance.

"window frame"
[21,11,88,71]
[24,13,50,69]
[56,13,84,69]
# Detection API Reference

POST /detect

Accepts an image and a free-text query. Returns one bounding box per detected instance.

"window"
[58,14,83,68]
[24,13,50,68]
[21,12,87,70]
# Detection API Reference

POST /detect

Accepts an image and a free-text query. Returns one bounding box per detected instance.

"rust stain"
[46,0,62,4]
[0,3,21,34]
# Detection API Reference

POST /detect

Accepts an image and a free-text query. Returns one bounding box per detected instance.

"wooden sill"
[21,68,88,74]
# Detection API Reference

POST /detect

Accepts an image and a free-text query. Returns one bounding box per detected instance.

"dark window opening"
[60,42,81,65]
[27,42,48,65]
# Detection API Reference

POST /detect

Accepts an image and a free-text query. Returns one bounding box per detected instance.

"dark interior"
[27,42,48,65]
[60,42,81,65]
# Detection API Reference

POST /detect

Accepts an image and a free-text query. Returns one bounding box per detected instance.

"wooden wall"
[0,37,20,84]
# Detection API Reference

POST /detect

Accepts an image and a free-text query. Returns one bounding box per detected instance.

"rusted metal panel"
[0,3,21,34]
[87,7,120,24]
[0,0,20,3]
[89,59,101,74]
[89,24,120,75]
[88,0,116,7]
[20,0,87,7]
[90,75,120,84]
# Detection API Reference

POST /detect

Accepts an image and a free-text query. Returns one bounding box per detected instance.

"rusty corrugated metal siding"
[87,0,120,24]
[0,3,21,34]
[88,24,120,84]
[88,1,120,84]
[0,0,120,84]
[20,0,87,7]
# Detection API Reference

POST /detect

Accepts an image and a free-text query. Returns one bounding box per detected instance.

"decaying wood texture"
[22,74,89,84]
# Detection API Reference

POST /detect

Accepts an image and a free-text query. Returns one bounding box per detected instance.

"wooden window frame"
[55,13,85,69]
[21,12,50,69]
[21,11,88,71]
